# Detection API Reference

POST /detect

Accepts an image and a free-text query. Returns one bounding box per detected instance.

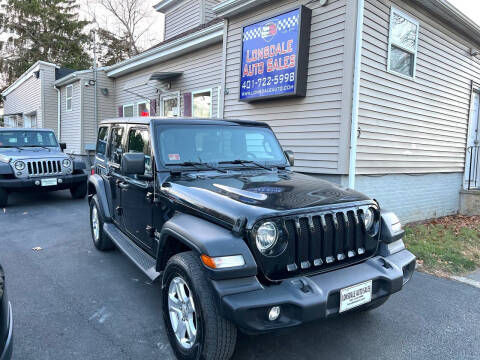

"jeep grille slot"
[26,160,63,177]
[254,207,379,281]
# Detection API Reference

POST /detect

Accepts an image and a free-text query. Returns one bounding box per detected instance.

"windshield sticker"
[168,154,180,161]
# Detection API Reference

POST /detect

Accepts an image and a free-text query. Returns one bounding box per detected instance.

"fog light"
[35,180,40,186]
[58,178,63,184]
[268,306,281,321]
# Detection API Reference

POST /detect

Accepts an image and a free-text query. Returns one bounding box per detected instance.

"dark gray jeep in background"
[88,117,416,360]
[0,128,87,207]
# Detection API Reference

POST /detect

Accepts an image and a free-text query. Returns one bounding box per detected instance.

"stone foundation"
[459,190,480,216]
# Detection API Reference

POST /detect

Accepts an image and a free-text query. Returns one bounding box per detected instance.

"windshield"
[0,130,58,148]
[156,124,287,167]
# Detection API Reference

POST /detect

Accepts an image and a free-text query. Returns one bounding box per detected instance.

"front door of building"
[464,91,480,189]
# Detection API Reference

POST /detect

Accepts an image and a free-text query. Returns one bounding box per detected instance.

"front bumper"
[0,173,87,191]
[215,249,416,332]
[0,302,12,360]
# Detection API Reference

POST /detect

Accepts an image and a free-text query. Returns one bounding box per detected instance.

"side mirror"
[59,143,67,151]
[284,150,294,166]
[121,152,145,176]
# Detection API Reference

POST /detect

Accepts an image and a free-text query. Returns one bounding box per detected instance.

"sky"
[448,0,480,26]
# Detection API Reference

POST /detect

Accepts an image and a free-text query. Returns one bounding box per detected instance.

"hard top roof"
[99,117,269,127]
[0,128,55,132]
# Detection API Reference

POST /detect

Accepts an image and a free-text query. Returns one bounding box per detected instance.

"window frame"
[95,125,110,160]
[66,85,73,112]
[191,88,213,118]
[387,7,420,80]
[136,101,150,117]
[160,91,180,117]
[126,126,153,177]
[107,126,126,168]
[123,103,135,118]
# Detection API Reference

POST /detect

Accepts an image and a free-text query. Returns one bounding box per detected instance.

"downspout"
[348,0,365,189]
[54,86,61,140]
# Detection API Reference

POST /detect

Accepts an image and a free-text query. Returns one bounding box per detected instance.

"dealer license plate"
[41,178,58,187]
[339,280,372,313]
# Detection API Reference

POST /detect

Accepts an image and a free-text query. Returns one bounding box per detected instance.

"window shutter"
[150,99,157,116]
[183,92,192,117]
[118,106,123,117]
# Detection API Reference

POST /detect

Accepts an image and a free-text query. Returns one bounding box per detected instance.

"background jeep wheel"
[162,251,237,360]
[70,181,87,199]
[0,187,8,207]
[89,195,114,251]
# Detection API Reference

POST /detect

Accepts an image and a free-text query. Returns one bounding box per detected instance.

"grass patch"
[404,215,480,276]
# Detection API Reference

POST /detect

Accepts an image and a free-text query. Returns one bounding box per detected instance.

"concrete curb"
[450,276,480,289]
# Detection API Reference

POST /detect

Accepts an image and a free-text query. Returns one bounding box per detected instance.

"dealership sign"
[240,6,312,102]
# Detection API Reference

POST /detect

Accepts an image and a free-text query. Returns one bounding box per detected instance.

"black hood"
[162,171,371,228]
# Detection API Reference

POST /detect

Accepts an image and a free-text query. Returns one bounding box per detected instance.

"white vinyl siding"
[113,43,223,119]
[164,0,201,40]
[357,0,480,174]
[204,0,220,23]
[60,81,81,154]
[66,85,73,112]
[223,0,351,174]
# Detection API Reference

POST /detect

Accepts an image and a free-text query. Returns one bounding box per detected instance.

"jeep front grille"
[26,160,63,177]
[252,207,379,281]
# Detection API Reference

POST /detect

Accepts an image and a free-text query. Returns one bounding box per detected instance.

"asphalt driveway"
[0,191,479,360]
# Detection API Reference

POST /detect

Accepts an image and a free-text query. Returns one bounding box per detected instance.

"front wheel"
[70,181,87,199]
[89,195,114,251]
[162,251,237,360]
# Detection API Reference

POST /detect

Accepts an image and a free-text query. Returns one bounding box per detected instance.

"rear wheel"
[162,251,237,360]
[70,181,87,199]
[89,195,114,251]
[0,187,8,207]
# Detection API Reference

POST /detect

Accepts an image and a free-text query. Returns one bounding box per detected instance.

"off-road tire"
[0,187,8,207]
[89,195,114,251]
[70,181,87,199]
[162,251,237,360]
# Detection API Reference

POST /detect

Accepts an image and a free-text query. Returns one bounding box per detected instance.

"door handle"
[118,181,129,189]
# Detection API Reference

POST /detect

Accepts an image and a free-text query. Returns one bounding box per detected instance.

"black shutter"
[183,92,192,117]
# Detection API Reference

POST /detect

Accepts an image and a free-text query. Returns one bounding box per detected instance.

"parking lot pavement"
[0,192,479,360]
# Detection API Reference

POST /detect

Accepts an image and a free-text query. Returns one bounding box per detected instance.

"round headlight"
[256,222,278,253]
[14,161,25,171]
[363,208,375,231]
[62,159,72,168]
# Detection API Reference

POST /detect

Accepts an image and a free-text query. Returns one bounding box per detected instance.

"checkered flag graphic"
[243,14,299,42]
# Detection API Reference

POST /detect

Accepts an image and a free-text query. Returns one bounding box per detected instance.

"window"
[96,126,109,157]
[192,90,212,118]
[66,85,73,111]
[161,93,180,117]
[108,127,124,166]
[127,128,152,175]
[137,102,150,117]
[123,104,134,118]
[388,8,419,78]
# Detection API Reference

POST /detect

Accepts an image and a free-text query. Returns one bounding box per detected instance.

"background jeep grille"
[27,160,63,177]
[252,207,380,281]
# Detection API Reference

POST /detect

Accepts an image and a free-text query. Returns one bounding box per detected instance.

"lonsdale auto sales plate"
[339,280,372,313]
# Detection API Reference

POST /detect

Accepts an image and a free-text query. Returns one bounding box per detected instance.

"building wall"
[40,63,59,133]
[357,0,480,175]
[222,0,355,175]
[59,80,82,154]
[3,69,44,128]
[356,173,463,223]
[204,0,220,23]
[164,0,201,40]
[113,42,223,119]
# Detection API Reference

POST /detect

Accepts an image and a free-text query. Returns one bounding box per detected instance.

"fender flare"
[0,162,13,175]
[88,174,112,221]
[157,213,258,280]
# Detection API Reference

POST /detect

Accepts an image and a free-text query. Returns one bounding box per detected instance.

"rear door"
[120,126,155,252]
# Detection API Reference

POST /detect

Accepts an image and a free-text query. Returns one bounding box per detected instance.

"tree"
[85,0,160,65]
[1,0,92,84]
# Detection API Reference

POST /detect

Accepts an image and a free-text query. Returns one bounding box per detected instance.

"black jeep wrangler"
[88,118,416,360]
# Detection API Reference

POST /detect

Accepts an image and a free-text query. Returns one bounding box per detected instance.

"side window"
[127,128,152,175]
[96,126,109,158]
[108,127,125,167]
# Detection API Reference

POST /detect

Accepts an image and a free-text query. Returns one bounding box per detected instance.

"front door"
[120,127,155,252]
[106,126,126,229]
[464,91,480,189]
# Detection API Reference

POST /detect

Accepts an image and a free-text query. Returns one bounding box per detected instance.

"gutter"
[213,0,270,17]
[348,0,365,190]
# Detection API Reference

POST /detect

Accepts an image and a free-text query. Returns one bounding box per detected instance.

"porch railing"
[467,145,480,190]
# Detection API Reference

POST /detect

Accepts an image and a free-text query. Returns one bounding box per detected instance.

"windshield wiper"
[218,159,274,171]
[166,161,227,173]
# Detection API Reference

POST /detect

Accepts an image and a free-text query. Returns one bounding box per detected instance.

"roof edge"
[2,61,58,96]
[153,0,178,12]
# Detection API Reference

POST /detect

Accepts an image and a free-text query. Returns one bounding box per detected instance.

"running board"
[103,223,161,281]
